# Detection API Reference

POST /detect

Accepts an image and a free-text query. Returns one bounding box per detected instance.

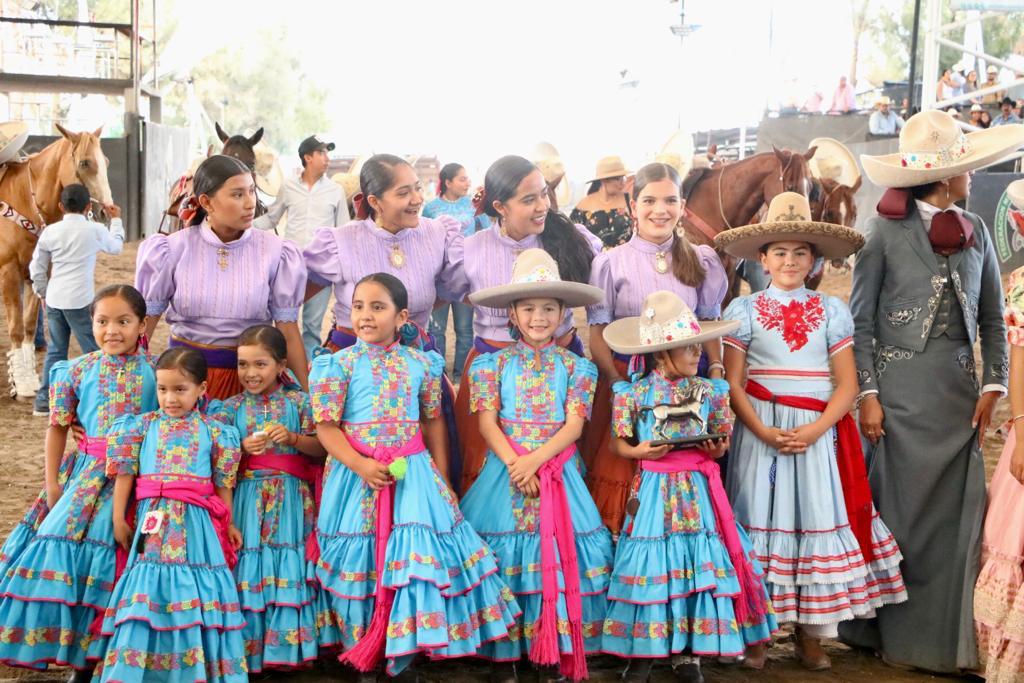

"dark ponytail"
[483,155,594,284]
[189,155,252,227]
[156,347,208,383]
[358,154,411,220]
[437,163,463,198]
[633,162,706,287]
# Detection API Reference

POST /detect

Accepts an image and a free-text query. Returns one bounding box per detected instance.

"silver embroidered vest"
[929,256,969,339]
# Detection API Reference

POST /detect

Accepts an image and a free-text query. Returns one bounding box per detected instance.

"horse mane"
[681,166,711,202]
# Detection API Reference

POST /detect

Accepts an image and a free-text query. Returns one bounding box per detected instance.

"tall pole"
[908,0,923,111]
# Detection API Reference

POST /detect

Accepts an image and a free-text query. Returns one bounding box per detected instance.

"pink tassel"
[732,553,768,625]
[339,592,393,672]
[529,599,560,666]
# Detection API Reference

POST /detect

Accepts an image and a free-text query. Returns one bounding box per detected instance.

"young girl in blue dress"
[459,249,613,683]
[600,291,777,683]
[0,285,156,681]
[219,324,326,673]
[310,273,519,679]
[715,193,906,671]
[97,347,247,682]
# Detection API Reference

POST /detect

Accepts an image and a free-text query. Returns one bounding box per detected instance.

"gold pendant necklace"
[217,248,229,271]
[389,243,406,268]
[655,251,669,274]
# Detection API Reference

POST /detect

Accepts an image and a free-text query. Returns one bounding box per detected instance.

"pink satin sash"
[240,453,325,563]
[135,476,237,569]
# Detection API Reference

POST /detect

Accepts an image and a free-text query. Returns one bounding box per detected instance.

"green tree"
[161,26,330,155]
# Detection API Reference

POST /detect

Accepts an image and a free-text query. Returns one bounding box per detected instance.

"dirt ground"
[0,245,990,682]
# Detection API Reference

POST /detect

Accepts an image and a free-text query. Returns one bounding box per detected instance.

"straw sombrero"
[714,192,864,260]
[533,142,572,208]
[861,109,1024,188]
[809,137,860,188]
[0,122,29,165]
[603,291,740,355]
[331,172,360,201]
[469,248,604,309]
[654,129,695,177]
[1007,178,1024,211]
[588,156,631,184]
[253,143,283,197]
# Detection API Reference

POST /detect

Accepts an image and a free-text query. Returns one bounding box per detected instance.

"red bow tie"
[929,210,974,256]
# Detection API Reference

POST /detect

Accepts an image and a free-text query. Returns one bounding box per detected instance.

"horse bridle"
[716,153,797,230]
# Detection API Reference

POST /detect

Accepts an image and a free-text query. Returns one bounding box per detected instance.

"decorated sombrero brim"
[469,248,604,309]
[861,110,1024,188]
[602,291,740,355]
[714,191,864,260]
[0,122,29,165]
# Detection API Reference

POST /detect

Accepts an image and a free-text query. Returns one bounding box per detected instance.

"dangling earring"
[507,320,521,341]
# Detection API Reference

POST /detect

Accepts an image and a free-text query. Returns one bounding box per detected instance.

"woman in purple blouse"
[302,153,466,489]
[137,155,308,399]
[454,154,602,492]
[584,162,729,534]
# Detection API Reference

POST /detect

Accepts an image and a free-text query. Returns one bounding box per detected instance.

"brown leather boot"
[742,642,769,670]
[794,626,832,671]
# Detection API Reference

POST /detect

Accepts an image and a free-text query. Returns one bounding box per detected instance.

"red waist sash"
[135,476,238,569]
[240,453,325,563]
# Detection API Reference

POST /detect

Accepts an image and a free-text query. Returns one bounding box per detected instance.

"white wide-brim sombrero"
[809,137,860,188]
[0,122,29,165]
[714,191,865,260]
[1007,178,1024,211]
[469,248,604,309]
[253,143,283,197]
[861,109,1024,188]
[603,290,740,355]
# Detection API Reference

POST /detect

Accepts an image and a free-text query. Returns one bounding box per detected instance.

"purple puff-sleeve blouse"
[586,234,728,325]
[461,223,603,342]
[302,215,465,330]
[135,223,307,346]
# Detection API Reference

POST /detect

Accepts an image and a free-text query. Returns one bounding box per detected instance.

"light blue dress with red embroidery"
[95,410,247,682]
[601,373,777,658]
[218,380,319,672]
[722,286,907,629]
[0,348,157,671]
[459,341,613,660]
[309,339,520,675]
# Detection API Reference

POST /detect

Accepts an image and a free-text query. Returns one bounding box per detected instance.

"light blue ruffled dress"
[0,348,156,671]
[459,341,613,660]
[218,380,320,672]
[309,339,520,675]
[601,373,777,658]
[95,410,248,683]
[722,286,906,631]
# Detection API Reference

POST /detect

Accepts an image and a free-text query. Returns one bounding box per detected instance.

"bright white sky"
[165,0,900,178]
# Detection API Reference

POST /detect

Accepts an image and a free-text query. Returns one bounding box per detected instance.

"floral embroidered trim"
[885,307,921,328]
[602,617,740,639]
[754,292,824,351]
[638,305,702,347]
[921,274,946,339]
[873,345,915,378]
[956,351,980,391]
[899,132,972,170]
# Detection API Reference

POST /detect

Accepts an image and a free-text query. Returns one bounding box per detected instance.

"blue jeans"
[428,302,474,380]
[36,305,99,410]
[301,288,332,358]
[34,305,45,348]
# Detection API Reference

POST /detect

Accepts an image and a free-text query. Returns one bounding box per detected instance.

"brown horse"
[162,123,265,233]
[0,125,112,398]
[808,175,861,286]
[680,146,816,302]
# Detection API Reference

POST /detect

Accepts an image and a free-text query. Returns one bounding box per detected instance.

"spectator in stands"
[993,97,1022,126]
[981,110,993,128]
[829,76,857,113]
[964,69,980,102]
[937,68,957,101]
[868,96,904,135]
[981,65,1005,105]
[970,103,987,128]
[801,87,824,114]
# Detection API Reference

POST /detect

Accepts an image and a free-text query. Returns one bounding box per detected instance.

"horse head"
[766,146,815,202]
[814,176,861,228]
[54,124,112,206]
[215,122,263,171]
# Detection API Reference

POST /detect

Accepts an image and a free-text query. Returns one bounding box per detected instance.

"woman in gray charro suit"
[839,110,1024,672]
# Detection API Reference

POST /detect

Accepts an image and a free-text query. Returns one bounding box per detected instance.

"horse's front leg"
[0,262,36,399]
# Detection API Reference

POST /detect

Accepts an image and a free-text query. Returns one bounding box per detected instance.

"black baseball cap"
[298,135,335,158]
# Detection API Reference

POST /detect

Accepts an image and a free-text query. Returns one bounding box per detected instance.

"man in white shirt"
[29,183,125,415]
[868,96,905,135]
[254,135,349,355]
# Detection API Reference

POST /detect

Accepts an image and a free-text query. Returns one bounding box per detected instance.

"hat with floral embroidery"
[468,248,604,309]
[602,290,740,355]
[860,109,1024,188]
